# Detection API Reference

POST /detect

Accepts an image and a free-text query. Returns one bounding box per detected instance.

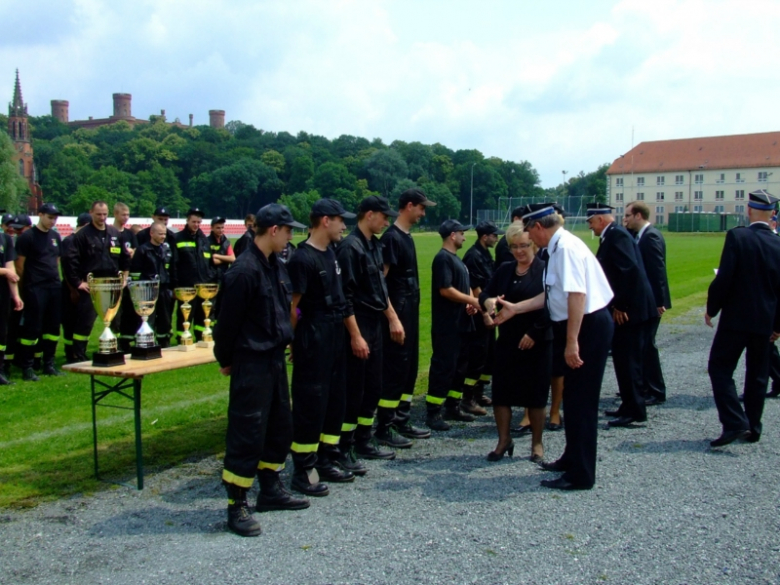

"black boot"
[225,483,262,537]
[315,459,356,483]
[374,423,413,449]
[333,446,368,476]
[72,340,88,363]
[255,470,310,512]
[291,467,329,497]
[0,371,13,385]
[460,385,487,416]
[33,356,42,371]
[426,407,451,431]
[42,359,65,377]
[444,400,476,422]
[354,428,396,460]
[475,380,493,407]
[22,367,39,382]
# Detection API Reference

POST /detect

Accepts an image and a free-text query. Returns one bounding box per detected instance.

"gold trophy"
[128,280,163,360]
[174,287,198,352]
[195,283,220,348]
[88,273,126,367]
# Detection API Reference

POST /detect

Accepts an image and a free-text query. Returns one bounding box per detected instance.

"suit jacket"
[638,225,672,309]
[596,222,656,324]
[707,223,780,336]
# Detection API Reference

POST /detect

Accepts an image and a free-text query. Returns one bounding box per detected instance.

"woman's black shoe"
[486,440,514,461]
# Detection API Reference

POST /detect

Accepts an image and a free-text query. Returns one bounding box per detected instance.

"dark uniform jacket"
[208,233,233,278]
[173,228,216,287]
[136,226,177,248]
[130,241,174,285]
[232,229,255,258]
[463,242,494,292]
[381,224,419,299]
[708,222,780,336]
[213,244,293,367]
[0,233,16,302]
[336,227,389,315]
[596,222,655,323]
[637,225,672,310]
[64,223,131,288]
[494,235,513,269]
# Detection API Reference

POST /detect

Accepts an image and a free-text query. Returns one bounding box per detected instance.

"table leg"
[133,378,144,490]
[91,375,99,480]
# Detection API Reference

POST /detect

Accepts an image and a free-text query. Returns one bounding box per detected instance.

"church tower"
[7,70,42,213]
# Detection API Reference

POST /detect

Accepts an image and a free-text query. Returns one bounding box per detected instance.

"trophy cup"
[194,283,220,348]
[128,280,163,360]
[88,273,126,367]
[174,287,198,352]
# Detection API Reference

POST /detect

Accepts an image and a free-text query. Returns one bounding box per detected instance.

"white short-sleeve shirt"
[545,228,613,322]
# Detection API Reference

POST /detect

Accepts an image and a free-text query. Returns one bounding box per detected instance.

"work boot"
[0,371,14,386]
[22,368,39,382]
[72,341,88,363]
[374,424,413,449]
[315,460,355,483]
[476,381,493,407]
[33,357,42,371]
[355,436,396,460]
[255,470,310,512]
[64,345,74,364]
[426,410,451,432]
[42,360,65,377]
[291,467,329,497]
[461,385,487,416]
[2,361,11,380]
[444,404,476,422]
[333,447,368,476]
[225,483,262,537]
[393,422,431,439]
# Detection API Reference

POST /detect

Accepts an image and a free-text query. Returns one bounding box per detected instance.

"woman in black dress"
[480,224,552,461]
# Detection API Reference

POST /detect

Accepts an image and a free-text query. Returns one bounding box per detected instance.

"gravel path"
[2,312,780,585]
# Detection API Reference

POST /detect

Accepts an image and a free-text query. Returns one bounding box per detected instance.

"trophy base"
[131,345,163,360]
[178,343,197,352]
[197,340,215,349]
[92,351,126,367]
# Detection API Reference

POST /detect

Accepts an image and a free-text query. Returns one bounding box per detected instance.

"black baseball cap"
[10,214,32,229]
[76,212,92,227]
[438,219,470,238]
[357,195,399,217]
[186,207,205,218]
[256,203,306,229]
[39,203,62,216]
[476,220,505,237]
[211,216,227,227]
[398,188,436,209]
[1,213,14,226]
[310,198,356,219]
[153,207,170,217]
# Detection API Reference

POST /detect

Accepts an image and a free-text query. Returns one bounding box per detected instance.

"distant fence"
[477,195,595,231]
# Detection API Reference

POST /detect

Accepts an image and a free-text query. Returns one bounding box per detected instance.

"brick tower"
[8,70,42,213]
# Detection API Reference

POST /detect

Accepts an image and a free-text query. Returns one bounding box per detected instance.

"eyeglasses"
[509,244,532,250]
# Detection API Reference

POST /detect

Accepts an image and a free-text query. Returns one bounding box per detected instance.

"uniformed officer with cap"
[0,221,23,385]
[1,212,15,236]
[706,189,780,446]
[425,219,482,431]
[208,216,235,277]
[173,207,216,342]
[288,198,356,495]
[61,213,92,362]
[462,220,505,413]
[136,207,177,247]
[64,201,132,362]
[215,203,309,537]
[15,203,65,380]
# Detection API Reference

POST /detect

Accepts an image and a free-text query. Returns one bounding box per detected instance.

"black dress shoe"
[767,385,780,398]
[746,432,761,444]
[486,440,514,462]
[709,429,750,447]
[315,463,355,483]
[644,396,665,406]
[608,416,646,428]
[539,459,567,472]
[540,477,591,491]
[545,421,563,432]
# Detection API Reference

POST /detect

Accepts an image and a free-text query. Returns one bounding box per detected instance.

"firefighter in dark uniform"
[214,203,309,537]
[64,201,131,362]
[232,214,256,258]
[4,214,32,376]
[61,213,92,362]
[173,208,216,343]
[110,202,138,353]
[136,207,177,247]
[128,222,176,347]
[378,189,436,441]
[208,216,235,321]
[288,199,356,496]
[0,224,23,385]
[462,220,504,414]
[15,203,65,380]
[335,196,402,470]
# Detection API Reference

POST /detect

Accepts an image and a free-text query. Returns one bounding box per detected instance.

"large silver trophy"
[128,280,163,360]
[88,273,126,367]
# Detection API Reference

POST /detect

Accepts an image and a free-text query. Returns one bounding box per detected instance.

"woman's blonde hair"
[505,221,538,252]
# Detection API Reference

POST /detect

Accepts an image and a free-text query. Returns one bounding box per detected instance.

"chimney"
[189,113,193,127]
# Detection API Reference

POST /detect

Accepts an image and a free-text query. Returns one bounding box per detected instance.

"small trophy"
[128,280,163,360]
[195,283,220,348]
[174,287,198,352]
[88,273,126,367]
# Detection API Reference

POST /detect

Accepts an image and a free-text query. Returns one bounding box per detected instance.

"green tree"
[287,154,315,194]
[312,162,356,200]
[364,149,408,197]
[0,131,30,211]
[279,190,320,225]
[422,182,460,226]
[68,184,113,215]
[261,149,285,175]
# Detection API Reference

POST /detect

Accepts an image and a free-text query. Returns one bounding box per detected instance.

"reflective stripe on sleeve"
[176,242,196,248]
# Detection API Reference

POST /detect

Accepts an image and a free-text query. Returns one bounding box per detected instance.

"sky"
[2,0,778,188]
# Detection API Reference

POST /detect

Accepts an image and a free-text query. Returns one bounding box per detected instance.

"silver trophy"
[128,280,163,360]
[88,273,126,367]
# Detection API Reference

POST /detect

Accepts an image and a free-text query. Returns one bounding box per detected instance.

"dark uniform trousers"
[291,313,347,470]
[555,307,613,488]
[426,329,470,411]
[61,284,77,362]
[154,289,174,347]
[612,320,648,420]
[72,290,97,362]
[4,309,21,367]
[342,311,383,446]
[0,293,9,364]
[769,343,780,389]
[464,317,495,388]
[379,291,420,426]
[643,316,667,400]
[18,286,62,368]
[116,289,138,352]
[708,328,770,436]
[222,347,292,487]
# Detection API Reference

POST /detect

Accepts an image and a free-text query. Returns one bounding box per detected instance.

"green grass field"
[0,228,725,507]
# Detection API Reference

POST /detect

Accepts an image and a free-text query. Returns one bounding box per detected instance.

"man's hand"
[493,296,519,325]
[564,340,583,368]
[704,313,713,328]
[518,334,535,350]
[657,306,666,316]
[213,257,222,265]
[482,311,495,328]
[78,282,90,293]
[12,296,23,311]
[612,309,629,325]
[351,335,370,359]
[465,304,479,315]
[388,317,405,345]
[4,271,19,284]
[770,332,780,343]
[219,366,231,376]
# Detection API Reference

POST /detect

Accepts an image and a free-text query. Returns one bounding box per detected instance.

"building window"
[694,205,703,212]
[616,178,623,187]
[716,173,725,184]
[736,172,744,183]
[656,215,665,225]
[637,177,645,186]
[18,160,24,176]
[735,190,745,200]
[735,204,745,213]
[694,174,704,184]
[674,205,686,213]
[694,191,703,200]
[656,192,665,201]
[759,171,768,182]
[616,206,624,216]
[715,190,724,200]
[675,175,684,185]
[615,192,624,201]
[637,192,645,201]
[657,176,665,186]
[675,191,683,201]
[714,205,724,213]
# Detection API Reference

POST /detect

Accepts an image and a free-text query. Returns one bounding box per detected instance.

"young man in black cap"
[288,198,356,496]
[378,188,436,441]
[706,189,780,447]
[335,195,403,468]
[136,207,176,247]
[461,220,504,414]
[232,214,256,258]
[208,216,235,278]
[61,213,92,362]
[173,208,216,342]
[64,201,132,362]
[0,223,23,384]
[586,203,655,428]
[15,203,65,380]
[215,203,309,537]
[425,219,482,431]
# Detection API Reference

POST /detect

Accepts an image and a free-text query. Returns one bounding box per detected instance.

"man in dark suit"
[587,203,656,427]
[705,190,780,446]
[624,201,672,405]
